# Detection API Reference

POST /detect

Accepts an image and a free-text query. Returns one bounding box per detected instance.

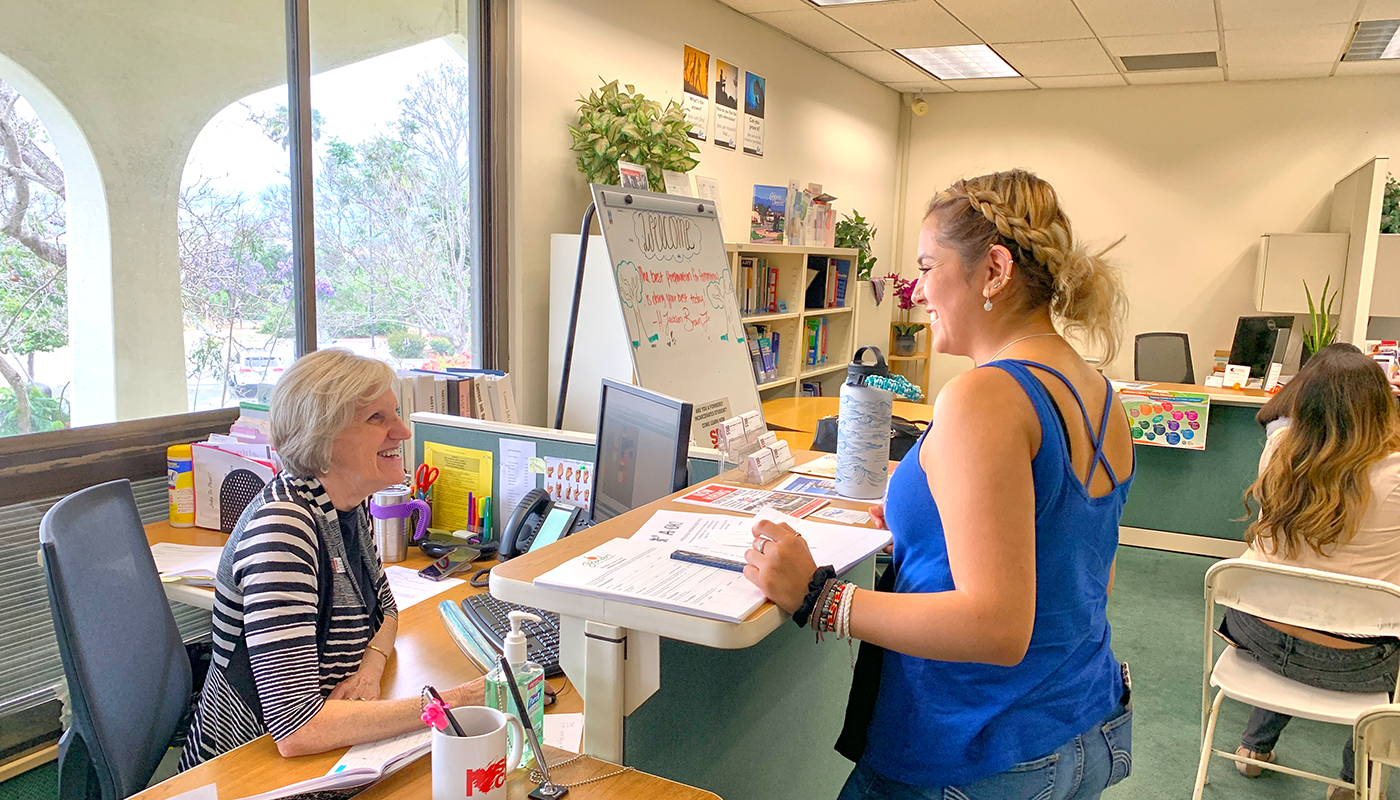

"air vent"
[1120,51,1219,72]
[1344,19,1400,61]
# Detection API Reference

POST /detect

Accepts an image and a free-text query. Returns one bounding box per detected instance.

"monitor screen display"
[590,382,692,524]
[1229,316,1293,379]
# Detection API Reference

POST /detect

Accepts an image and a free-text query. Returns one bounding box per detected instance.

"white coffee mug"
[432,706,525,800]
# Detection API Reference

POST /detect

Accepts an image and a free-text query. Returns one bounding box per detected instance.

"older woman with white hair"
[180,349,483,767]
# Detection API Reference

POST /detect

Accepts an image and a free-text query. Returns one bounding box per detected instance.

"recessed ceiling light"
[895,45,1020,80]
[1344,19,1400,61]
[1119,51,1218,72]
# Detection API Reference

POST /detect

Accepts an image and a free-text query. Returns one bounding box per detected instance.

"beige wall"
[900,74,1400,392]
[508,0,902,425]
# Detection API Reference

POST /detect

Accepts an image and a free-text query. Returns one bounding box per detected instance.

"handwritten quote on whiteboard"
[614,210,744,350]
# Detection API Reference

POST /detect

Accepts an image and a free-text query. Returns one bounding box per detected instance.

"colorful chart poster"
[743,71,765,157]
[1119,388,1210,450]
[713,60,739,150]
[682,45,710,141]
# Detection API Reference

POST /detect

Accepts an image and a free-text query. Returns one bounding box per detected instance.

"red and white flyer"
[675,483,827,518]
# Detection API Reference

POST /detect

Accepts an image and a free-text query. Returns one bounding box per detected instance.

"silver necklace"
[983,332,1060,365]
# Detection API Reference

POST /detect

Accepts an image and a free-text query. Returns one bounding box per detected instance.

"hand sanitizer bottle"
[484,610,546,768]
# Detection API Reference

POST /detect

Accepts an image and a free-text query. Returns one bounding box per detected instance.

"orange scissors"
[414,464,440,499]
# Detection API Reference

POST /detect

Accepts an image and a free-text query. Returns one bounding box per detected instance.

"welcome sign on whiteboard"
[589,184,763,446]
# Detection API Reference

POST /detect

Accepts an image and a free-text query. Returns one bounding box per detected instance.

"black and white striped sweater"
[179,475,397,768]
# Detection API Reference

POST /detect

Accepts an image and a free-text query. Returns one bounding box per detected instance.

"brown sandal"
[1235,746,1276,778]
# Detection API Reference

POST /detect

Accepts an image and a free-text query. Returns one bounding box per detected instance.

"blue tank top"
[863,359,1133,786]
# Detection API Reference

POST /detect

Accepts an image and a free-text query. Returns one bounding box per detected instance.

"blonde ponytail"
[925,169,1128,363]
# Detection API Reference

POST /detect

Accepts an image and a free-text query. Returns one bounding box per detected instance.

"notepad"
[232,729,430,800]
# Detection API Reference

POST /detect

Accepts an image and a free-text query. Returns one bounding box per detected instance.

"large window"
[0,2,492,436]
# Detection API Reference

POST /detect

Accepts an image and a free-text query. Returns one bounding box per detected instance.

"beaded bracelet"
[792,565,837,628]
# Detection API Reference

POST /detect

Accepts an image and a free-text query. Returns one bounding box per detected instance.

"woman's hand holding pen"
[744,519,818,614]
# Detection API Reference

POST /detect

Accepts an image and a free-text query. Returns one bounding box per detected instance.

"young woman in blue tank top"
[745,169,1136,799]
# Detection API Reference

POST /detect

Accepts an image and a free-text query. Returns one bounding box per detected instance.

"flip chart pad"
[590,184,763,437]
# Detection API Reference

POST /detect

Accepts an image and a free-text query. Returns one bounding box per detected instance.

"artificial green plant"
[835,211,878,281]
[568,79,698,192]
[1302,276,1339,352]
[1381,175,1399,234]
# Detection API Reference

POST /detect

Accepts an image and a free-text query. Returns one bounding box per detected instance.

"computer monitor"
[1229,316,1294,379]
[588,379,693,524]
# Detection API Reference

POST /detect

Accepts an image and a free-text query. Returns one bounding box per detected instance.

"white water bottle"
[836,346,894,499]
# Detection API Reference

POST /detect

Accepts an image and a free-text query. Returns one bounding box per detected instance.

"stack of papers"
[150,543,224,586]
[533,510,890,624]
[235,729,430,800]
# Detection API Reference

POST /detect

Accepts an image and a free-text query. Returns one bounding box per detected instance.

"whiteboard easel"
[589,184,763,444]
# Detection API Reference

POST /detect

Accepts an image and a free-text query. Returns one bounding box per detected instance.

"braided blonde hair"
[925,169,1128,363]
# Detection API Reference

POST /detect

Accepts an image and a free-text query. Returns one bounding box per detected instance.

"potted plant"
[835,211,878,281]
[1301,276,1339,367]
[887,274,920,356]
[567,79,699,191]
[1382,175,1398,234]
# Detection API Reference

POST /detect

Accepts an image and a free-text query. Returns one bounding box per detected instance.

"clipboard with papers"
[532,509,890,624]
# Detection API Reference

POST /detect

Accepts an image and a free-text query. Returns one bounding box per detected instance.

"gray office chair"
[1134,332,1194,384]
[39,480,192,800]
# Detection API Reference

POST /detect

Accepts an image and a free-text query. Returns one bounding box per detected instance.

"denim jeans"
[836,702,1133,800]
[1222,607,1400,782]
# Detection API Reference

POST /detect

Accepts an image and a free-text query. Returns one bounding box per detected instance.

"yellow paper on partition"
[423,442,493,531]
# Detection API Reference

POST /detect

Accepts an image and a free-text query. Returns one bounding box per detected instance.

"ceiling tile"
[994,39,1117,76]
[751,8,874,51]
[1224,25,1350,65]
[829,49,937,81]
[1033,73,1128,88]
[1126,66,1226,84]
[1335,58,1400,73]
[821,0,980,49]
[944,76,1039,91]
[934,0,1091,43]
[1228,62,1335,80]
[714,0,810,12]
[1101,31,1221,56]
[1221,0,1359,30]
[1361,0,1400,21]
[1072,0,1218,38]
[885,80,956,92]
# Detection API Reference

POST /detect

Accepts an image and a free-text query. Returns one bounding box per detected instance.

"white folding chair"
[1356,704,1400,800]
[1193,559,1400,799]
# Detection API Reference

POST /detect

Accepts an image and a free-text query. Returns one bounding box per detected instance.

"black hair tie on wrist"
[792,565,837,628]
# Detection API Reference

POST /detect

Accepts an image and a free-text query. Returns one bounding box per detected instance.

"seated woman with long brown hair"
[1224,349,1400,799]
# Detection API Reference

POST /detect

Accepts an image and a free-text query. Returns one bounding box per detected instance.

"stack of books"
[392,369,517,424]
[744,323,781,384]
[739,256,779,315]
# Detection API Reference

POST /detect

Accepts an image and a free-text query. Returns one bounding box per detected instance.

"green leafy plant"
[893,322,922,337]
[568,79,699,192]
[835,211,878,281]
[428,336,454,356]
[0,385,69,435]
[1382,175,1399,234]
[387,331,427,360]
[1302,276,1339,352]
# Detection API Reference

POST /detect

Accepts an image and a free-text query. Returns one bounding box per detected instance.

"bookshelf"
[727,243,861,399]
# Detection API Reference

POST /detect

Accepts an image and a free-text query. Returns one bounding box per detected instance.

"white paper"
[544,712,585,753]
[537,537,766,623]
[662,170,693,197]
[328,728,431,774]
[631,509,889,575]
[497,438,538,529]
[150,543,223,584]
[808,507,871,526]
[694,176,722,229]
[384,566,465,610]
[789,453,838,479]
[751,508,891,574]
[163,784,218,800]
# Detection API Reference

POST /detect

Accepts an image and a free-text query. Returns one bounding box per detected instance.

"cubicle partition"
[412,413,869,800]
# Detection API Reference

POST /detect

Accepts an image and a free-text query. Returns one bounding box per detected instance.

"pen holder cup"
[432,707,524,800]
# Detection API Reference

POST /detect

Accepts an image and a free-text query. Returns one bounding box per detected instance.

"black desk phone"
[497,488,585,559]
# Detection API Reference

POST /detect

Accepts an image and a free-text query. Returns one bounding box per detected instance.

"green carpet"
[0,546,1376,800]
[1109,545,1353,799]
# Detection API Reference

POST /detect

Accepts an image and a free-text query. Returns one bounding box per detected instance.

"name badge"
[331,557,346,574]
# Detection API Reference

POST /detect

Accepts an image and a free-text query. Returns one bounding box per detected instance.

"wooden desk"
[762,396,933,433]
[138,527,713,799]
[1140,380,1271,407]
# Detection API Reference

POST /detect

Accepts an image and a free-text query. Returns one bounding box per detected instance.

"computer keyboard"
[460,594,564,678]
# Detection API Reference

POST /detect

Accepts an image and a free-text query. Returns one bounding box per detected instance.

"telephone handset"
[498,488,553,559]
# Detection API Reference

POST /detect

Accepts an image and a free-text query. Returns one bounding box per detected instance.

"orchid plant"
[886,273,921,337]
